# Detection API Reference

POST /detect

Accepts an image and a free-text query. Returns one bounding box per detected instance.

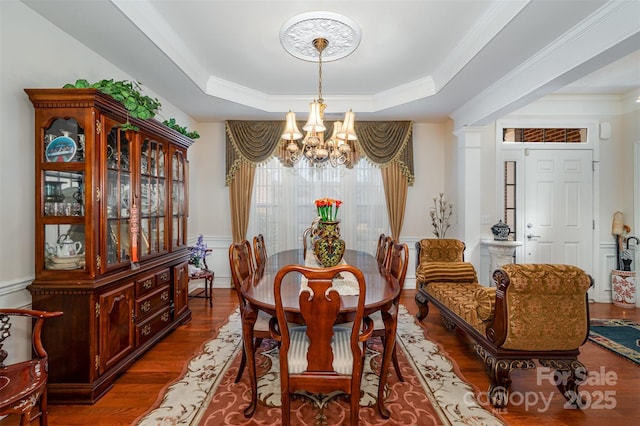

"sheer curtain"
[247,157,389,257]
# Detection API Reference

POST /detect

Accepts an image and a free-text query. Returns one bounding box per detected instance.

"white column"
[455,127,484,269]
[481,239,523,286]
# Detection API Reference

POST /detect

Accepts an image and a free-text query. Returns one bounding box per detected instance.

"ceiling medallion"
[279,11,362,62]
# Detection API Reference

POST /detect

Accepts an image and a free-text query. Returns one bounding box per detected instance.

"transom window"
[503,128,587,143]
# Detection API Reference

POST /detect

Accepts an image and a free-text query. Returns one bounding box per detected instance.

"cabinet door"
[139,136,168,258]
[173,261,189,318]
[38,113,90,278]
[102,117,134,271]
[98,283,135,374]
[170,147,188,250]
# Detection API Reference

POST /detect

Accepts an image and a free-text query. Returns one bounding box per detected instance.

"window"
[248,158,389,256]
[503,161,516,241]
[502,128,586,143]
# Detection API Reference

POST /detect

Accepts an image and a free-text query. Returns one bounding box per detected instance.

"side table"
[189,269,214,306]
[481,239,522,285]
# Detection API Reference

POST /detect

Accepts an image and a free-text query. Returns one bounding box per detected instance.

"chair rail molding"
[0,279,33,309]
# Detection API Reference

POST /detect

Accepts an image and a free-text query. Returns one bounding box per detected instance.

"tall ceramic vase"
[313,220,345,267]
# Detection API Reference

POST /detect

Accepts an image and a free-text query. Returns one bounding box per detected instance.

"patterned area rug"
[589,318,640,365]
[135,306,504,425]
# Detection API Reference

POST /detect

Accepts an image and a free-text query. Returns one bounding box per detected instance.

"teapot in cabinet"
[56,235,83,257]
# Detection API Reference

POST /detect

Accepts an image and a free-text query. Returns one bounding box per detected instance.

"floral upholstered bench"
[414,239,593,408]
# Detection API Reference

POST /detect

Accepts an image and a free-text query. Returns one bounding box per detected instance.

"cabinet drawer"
[136,273,157,296]
[136,306,171,347]
[135,285,170,321]
[156,268,170,286]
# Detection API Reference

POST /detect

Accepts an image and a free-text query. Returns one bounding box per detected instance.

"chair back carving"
[375,234,386,265]
[386,241,409,287]
[302,227,313,259]
[270,264,373,426]
[0,309,63,426]
[376,235,393,268]
[253,234,267,268]
[228,240,256,307]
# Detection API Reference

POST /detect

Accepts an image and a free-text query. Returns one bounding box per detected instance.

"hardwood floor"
[3,288,639,425]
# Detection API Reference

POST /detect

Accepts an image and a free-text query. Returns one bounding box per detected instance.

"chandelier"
[280,12,361,167]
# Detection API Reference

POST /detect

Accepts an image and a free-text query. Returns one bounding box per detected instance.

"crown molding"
[450,0,640,130]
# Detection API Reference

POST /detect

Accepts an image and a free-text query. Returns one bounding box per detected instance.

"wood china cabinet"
[25,88,193,404]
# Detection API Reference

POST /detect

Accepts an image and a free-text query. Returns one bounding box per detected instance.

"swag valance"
[225,120,414,186]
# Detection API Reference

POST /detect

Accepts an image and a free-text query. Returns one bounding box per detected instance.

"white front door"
[524,149,593,273]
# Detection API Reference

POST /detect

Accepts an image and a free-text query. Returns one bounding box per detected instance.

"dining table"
[240,248,401,419]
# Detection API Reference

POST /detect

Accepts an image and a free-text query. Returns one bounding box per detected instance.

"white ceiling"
[22,0,640,126]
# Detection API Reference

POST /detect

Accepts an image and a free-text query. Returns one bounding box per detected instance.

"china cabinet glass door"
[104,120,133,269]
[140,137,167,257]
[171,148,187,249]
[41,117,86,273]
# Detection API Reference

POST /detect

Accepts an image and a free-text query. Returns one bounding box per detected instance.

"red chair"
[0,309,63,426]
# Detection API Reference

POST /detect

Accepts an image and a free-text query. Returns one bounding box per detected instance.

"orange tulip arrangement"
[315,198,342,222]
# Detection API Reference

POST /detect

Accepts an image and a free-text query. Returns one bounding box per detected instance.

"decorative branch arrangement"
[430,193,453,238]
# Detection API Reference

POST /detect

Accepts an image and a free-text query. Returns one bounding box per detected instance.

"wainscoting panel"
[597,244,616,303]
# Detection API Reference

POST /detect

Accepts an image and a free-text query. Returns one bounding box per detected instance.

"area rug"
[588,318,640,365]
[135,306,504,425]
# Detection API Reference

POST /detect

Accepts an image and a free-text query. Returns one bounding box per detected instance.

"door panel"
[524,149,593,272]
[99,283,135,374]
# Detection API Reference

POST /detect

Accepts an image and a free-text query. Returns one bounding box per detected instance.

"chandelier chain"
[315,38,325,104]
[318,51,323,103]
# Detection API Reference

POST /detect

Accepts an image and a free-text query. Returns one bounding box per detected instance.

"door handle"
[527,233,541,239]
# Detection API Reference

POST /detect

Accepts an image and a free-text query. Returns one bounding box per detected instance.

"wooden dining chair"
[375,234,386,265]
[228,240,272,384]
[302,227,313,260]
[252,234,267,269]
[270,264,374,426]
[375,234,393,268]
[0,308,63,426]
[370,241,409,383]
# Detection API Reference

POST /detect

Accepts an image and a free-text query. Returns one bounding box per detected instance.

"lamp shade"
[303,101,326,132]
[336,110,357,140]
[282,111,303,140]
[328,121,342,145]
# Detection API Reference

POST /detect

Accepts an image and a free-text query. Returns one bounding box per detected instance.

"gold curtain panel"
[225,120,414,185]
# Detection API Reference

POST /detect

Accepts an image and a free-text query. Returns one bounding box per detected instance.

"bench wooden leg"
[539,359,588,408]
[414,288,430,321]
[474,344,536,408]
[440,315,457,331]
